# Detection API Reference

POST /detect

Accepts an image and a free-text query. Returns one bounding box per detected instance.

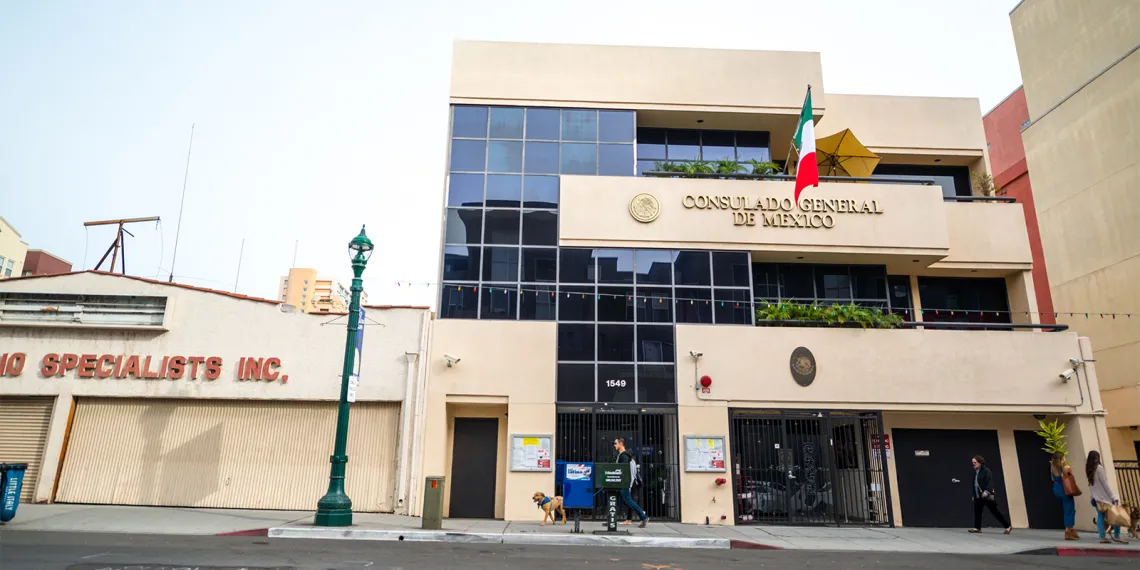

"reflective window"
[489,107,524,139]
[450,139,486,172]
[487,140,523,173]
[561,110,597,142]
[559,323,595,361]
[598,286,635,322]
[447,173,484,208]
[526,108,560,140]
[521,210,557,246]
[636,288,673,323]
[637,325,674,362]
[598,144,634,176]
[637,128,667,160]
[714,289,752,325]
[559,248,595,283]
[483,210,520,245]
[636,250,673,285]
[673,251,710,286]
[561,143,597,175]
[918,277,1011,324]
[871,164,971,198]
[596,250,634,284]
[754,263,890,306]
[481,285,518,320]
[521,284,557,320]
[558,286,595,321]
[701,130,735,161]
[481,246,519,281]
[637,365,676,403]
[442,246,480,281]
[713,252,751,287]
[452,106,488,138]
[439,284,478,319]
[557,363,595,402]
[634,128,773,172]
[524,142,559,174]
[444,209,482,244]
[599,111,635,143]
[485,174,521,208]
[521,248,557,282]
[523,176,559,208]
[675,288,713,323]
[596,364,636,402]
[598,324,635,361]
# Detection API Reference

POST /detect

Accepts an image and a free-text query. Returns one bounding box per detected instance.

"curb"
[1017,546,1140,558]
[268,527,732,549]
[216,528,270,537]
[729,539,783,550]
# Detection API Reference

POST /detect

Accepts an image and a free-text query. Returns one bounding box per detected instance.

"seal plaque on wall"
[789,346,816,387]
[628,193,661,223]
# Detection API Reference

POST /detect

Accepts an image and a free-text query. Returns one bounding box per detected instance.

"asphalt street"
[0,530,1134,570]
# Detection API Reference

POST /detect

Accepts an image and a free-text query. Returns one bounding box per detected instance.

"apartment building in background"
[415,40,1115,530]
[23,249,73,276]
[1011,0,1140,460]
[278,267,368,313]
[0,215,29,279]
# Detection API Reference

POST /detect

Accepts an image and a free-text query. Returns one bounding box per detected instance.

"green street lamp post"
[314,225,374,527]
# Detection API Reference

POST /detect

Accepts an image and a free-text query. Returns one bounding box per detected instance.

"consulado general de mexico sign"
[629,192,885,228]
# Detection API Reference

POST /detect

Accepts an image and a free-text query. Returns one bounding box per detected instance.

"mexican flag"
[793,87,818,203]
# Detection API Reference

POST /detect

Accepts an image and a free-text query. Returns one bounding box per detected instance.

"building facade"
[0,271,428,514]
[982,87,1055,325]
[415,41,1115,530]
[0,216,29,279]
[23,249,72,277]
[278,268,368,314]
[1011,0,1140,460]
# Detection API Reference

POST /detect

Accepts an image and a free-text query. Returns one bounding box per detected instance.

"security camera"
[1069,357,1084,368]
[444,354,461,367]
[1059,369,1074,383]
[689,351,704,358]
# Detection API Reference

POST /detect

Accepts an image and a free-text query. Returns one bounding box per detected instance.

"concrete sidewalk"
[3,504,1136,557]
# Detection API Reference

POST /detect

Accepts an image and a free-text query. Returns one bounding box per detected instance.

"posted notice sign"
[684,436,726,472]
[509,434,553,472]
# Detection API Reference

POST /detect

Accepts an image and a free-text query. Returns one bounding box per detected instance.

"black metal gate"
[555,406,680,521]
[730,409,893,526]
[1116,461,1140,508]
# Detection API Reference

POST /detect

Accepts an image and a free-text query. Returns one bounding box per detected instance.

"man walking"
[613,437,648,528]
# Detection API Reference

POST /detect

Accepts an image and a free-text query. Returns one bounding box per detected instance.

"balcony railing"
[642,171,1016,203]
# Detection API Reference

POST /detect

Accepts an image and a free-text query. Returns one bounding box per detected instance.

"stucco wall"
[0,217,28,279]
[816,94,988,156]
[0,273,426,403]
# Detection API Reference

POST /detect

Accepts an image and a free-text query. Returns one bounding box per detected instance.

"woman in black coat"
[968,455,1012,534]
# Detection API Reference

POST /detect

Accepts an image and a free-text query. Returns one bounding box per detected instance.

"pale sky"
[0,0,1023,307]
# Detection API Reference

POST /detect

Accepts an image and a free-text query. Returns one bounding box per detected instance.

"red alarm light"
[699,375,712,388]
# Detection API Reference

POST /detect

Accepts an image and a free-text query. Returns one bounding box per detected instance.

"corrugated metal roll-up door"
[0,396,55,502]
[56,399,400,512]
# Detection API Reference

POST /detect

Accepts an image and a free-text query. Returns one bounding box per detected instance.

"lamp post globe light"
[314,225,374,527]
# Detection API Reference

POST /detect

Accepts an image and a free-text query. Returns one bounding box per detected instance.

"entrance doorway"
[730,409,892,526]
[892,428,1008,528]
[555,406,680,521]
[449,417,499,518]
[1014,430,1063,529]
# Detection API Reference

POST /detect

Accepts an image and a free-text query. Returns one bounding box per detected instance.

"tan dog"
[1128,504,1140,540]
[532,491,566,526]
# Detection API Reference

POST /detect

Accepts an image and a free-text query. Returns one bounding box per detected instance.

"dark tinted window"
[852,266,887,299]
[636,288,673,323]
[673,251,710,286]
[596,250,634,284]
[481,246,518,281]
[561,143,597,174]
[596,364,635,402]
[781,264,815,298]
[452,106,488,138]
[713,252,751,287]
[523,176,559,208]
[599,111,635,143]
[526,108,560,140]
[558,285,595,321]
[918,277,1011,324]
[485,174,521,208]
[481,285,518,319]
[558,323,595,360]
[483,210,520,245]
[597,324,635,362]
[701,130,735,161]
[521,210,557,246]
[815,266,851,300]
[675,288,712,323]
[559,249,595,283]
[442,246,480,281]
[636,128,667,159]
[637,325,674,362]
[521,248,557,282]
[524,142,559,174]
[715,289,752,325]
[487,140,523,173]
[520,285,557,320]
[439,284,478,319]
[598,144,634,176]
[450,139,486,172]
[637,365,675,403]
[752,263,779,299]
[666,129,700,160]
[636,250,672,285]
[887,275,913,320]
[489,107,524,139]
[598,287,634,322]
[557,363,595,402]
[872,164,970,198]
[444,209,482,244]
[447,173,484,207]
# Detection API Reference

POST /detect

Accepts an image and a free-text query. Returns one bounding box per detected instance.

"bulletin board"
[684,435,727,472]
[510,434,553,472]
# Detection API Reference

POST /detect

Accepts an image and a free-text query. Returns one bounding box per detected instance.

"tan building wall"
[279,268,366,314]
[0,216,29,279]
[0,272,429,507]
[1012,0,1140,440]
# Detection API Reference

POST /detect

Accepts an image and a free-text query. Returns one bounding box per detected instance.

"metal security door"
[730,409,892,526]
[555,406,680,521]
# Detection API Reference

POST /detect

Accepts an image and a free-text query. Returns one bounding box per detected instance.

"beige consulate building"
[0,271,429,514]
[414,40,1120,530]
[1011,0,1140,461]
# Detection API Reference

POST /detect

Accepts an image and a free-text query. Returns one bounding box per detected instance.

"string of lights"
[392,281,1135,318]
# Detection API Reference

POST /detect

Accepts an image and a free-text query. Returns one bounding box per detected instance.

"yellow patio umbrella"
[814,129,881,178]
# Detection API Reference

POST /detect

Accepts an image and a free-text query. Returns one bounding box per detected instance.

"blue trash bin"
[1,463,28,522]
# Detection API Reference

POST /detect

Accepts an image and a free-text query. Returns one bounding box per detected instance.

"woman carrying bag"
[1086,450,1129,545]
[1051,452,1080,540]
[968,455,1012,534]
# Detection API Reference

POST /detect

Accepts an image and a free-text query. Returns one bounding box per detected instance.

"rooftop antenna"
[84,216,162,275]
[292,240,298,268]
[234,238,245,292]
[168,123,195,282]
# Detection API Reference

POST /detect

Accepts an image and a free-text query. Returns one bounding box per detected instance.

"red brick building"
[983,87,1054,324]
[23,249,72,277]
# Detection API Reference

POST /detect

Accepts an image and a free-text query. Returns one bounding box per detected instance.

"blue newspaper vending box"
[1,463,27,523]
[561,462,594,509]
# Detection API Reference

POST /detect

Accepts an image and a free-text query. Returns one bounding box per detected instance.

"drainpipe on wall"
[404,311,433,516]
[395,349,419,515]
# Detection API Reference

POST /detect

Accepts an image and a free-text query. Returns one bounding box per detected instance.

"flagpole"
[785,85,812,174]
